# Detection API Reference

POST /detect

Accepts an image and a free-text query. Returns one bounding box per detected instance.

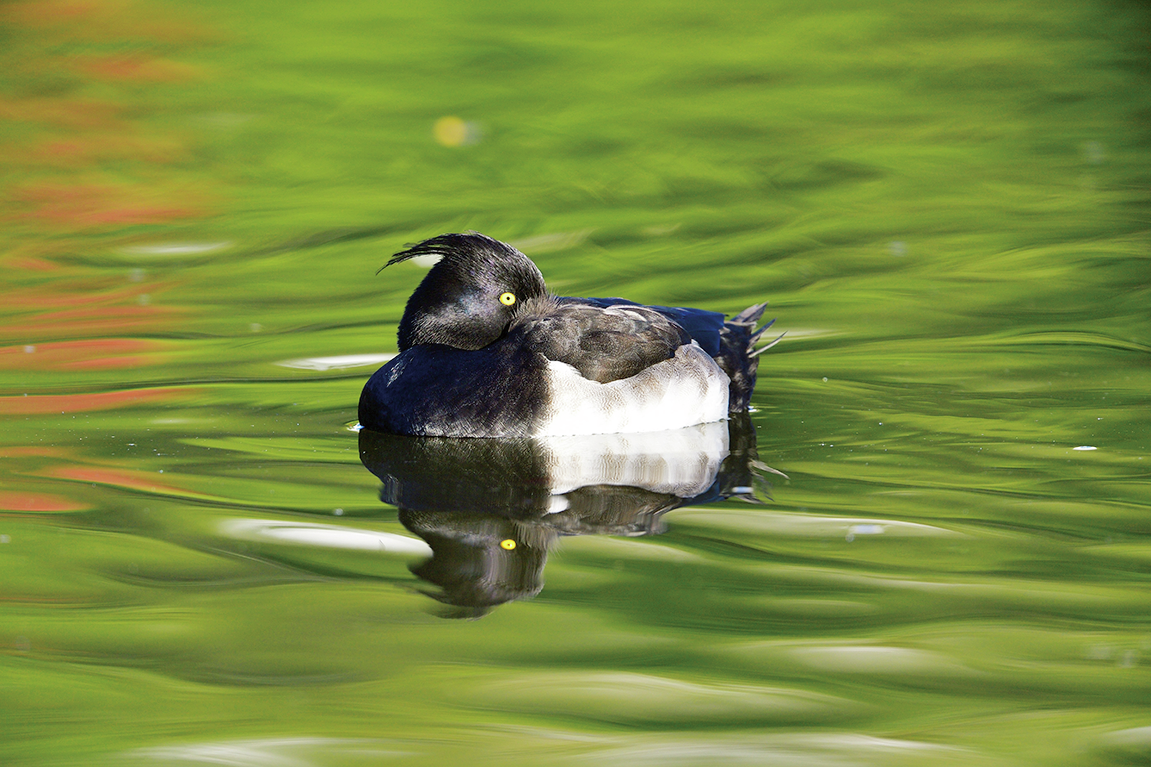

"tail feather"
[718,303,781,412]
[728,302,768,328]
[747,316,777,345]
[750,329,786,358]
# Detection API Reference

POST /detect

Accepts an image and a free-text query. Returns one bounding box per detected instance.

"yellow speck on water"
[433,115,470,147]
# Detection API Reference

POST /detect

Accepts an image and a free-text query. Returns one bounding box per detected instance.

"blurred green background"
[1,1,1149,765]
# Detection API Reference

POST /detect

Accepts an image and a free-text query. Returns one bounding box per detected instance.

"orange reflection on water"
[0,386,195,415]
[0,491,89,513]
[1,0,216,237]
[2,298,187,342]
[12,182,206,228]
[2,0,214,44]
[29,134,190,168]
[0,98,121,131]
[0,339,173,371]
[47,465,204,500]
[74,54,202,83]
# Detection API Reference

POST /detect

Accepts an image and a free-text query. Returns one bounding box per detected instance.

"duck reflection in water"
[359,414,779,618]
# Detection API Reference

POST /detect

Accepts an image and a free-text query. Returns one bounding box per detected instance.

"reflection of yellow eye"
[499,292,516,306]
[500,539,517,550]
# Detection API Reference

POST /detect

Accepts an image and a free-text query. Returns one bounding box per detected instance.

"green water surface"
[2,1,1150,765]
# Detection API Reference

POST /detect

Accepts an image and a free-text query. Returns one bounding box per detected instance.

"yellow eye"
[499,292,516,306]
[499,539,517,550]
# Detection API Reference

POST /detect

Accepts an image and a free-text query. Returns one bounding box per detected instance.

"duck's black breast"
[358,339,550,438]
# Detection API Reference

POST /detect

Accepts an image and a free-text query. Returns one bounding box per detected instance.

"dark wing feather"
[558,297,726,356]
[513,299,689,383]
[558,296,778,412]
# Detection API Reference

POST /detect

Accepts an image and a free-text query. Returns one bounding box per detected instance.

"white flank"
[536,343,729,436]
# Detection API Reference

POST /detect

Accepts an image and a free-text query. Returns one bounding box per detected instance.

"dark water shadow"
[359,414,780,618]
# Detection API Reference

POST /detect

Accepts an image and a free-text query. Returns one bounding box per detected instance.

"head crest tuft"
[380,232,521,273]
